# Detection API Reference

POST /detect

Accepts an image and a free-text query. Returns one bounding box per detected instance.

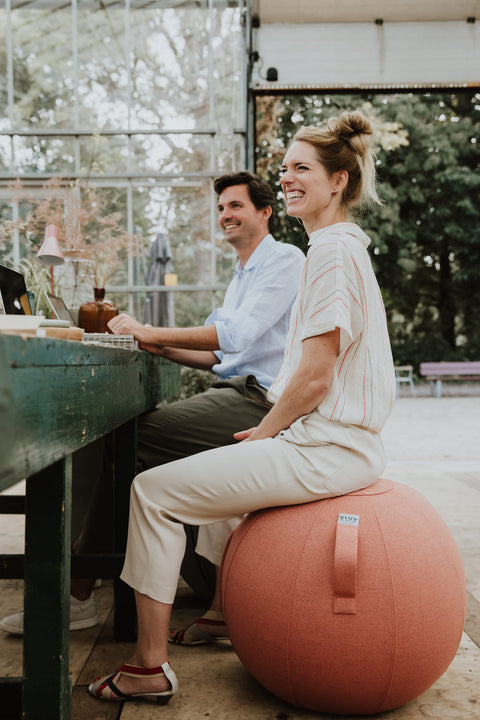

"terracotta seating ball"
[220,479,466,715]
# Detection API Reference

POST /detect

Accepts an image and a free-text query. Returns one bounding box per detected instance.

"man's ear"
[263,205,273,223]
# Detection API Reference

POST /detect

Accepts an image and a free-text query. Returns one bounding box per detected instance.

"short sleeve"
[300,239,364,353]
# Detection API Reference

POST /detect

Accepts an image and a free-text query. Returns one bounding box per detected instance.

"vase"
[57,248,95,310]
[78,288,118,333]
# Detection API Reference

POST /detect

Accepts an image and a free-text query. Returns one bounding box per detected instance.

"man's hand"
[108,314,219,353]
[108,313,152,343]
[138,341,166,356]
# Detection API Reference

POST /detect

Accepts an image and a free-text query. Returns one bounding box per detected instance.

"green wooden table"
[0,334,180,720]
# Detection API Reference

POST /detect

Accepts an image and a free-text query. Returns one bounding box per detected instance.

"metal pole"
[244,0,254,171]
[6,0,20,265]
[125,0,134,315]
[208,0,217,311]
[72,0,80,174]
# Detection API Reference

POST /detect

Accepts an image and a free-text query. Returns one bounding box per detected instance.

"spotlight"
[266,67,278,82]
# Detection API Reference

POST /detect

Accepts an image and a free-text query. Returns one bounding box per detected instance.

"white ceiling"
[254,0,479,24]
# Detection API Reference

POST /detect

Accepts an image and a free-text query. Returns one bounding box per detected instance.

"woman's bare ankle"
[128,653,168,670]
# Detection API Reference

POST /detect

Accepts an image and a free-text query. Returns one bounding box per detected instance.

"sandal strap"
[196,618,226,628]
[119,662,178,694]
[170,616,228,645]
[202,610,225,622]
[120,663,167,679]
[161,661,179,694]
[105,675,129,699]
[171,621,211,644]
[91,660,178,701]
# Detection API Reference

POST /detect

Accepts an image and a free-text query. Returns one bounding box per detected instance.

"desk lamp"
[37,224,65,295]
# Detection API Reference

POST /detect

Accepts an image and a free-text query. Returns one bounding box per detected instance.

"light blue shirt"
[206,234,305,390]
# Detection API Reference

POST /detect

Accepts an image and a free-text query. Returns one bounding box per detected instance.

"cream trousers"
[121,423,385,604]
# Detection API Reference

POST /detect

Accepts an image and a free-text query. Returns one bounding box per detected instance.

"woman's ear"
[335,170,349,191]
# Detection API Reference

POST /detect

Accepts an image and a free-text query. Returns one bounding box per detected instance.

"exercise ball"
[220,478,466,715]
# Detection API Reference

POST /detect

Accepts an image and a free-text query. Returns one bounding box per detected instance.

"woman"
[89,110,396,703]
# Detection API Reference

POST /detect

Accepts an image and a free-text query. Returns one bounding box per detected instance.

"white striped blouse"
[268,222,396,436]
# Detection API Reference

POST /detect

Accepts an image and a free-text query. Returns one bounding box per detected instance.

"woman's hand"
[237,329,340,441]
[233,427,257,442]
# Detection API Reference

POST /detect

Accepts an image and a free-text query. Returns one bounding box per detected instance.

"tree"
[255,91,480,366]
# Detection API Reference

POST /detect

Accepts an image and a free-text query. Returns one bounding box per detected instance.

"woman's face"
[280,140,344,233]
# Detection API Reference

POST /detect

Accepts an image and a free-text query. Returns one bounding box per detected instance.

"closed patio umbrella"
[143,232,175,327]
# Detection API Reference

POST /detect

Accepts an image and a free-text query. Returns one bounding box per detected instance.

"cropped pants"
[120,419,386,604]
[73,375,271,568]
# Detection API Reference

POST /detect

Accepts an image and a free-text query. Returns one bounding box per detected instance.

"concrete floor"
[0,394,479,719]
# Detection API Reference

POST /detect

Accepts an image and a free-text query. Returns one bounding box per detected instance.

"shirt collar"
[234,234,275,275]
[308,223,370,249]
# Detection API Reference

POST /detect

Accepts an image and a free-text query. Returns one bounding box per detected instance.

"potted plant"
[1,178,142,317]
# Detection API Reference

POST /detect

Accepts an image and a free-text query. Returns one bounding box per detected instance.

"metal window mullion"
[6,0,15,173]
[239,0,249,168]
[127,182,134,315]
[245,0,254,171]
[0,128,220,137]
[125,0,132,134]
[72,0,81,175]
[6,0,20,265]
[125,0,134,314]
[11,201,20,266]
[6,0,14,128]
[208,0,217,310]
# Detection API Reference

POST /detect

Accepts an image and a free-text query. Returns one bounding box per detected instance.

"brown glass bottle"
[78,288,118,333]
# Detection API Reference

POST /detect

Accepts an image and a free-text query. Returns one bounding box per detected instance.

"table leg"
[113,418,138,642]
[23,457,72,720]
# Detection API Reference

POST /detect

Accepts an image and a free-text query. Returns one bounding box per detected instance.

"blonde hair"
[293,111,381,210]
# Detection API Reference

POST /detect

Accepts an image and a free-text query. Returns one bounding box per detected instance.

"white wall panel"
[255,21,479,86]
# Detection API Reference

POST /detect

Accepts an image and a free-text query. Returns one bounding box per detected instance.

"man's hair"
[214,171,275,234]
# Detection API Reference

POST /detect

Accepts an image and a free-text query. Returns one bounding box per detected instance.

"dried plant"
[1,178,143,288]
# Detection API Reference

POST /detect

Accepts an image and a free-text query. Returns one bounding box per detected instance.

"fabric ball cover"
[220,479,466,715]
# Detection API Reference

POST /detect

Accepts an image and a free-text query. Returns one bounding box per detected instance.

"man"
[0,171,305,636]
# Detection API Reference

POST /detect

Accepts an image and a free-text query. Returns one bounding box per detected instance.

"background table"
[0,334,180,720]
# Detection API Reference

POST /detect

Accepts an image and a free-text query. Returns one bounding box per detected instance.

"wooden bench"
[0,335,180,720]
[419,361,480,398]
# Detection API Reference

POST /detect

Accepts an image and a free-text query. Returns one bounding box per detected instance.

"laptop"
[0,264,34,314]
[45,291,75,324]
[0,263,71,327]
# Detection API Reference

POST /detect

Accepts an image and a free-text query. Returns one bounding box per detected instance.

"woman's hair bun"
[327,111,374,143]
[292,109,381,209]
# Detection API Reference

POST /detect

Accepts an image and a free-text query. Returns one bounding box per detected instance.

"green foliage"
[178,366,214,400]
[15,257,52,317]
[255,91,480,368]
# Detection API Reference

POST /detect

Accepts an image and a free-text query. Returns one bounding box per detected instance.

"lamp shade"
[37,225,65,266]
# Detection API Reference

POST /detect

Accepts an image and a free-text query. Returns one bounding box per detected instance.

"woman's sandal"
[88,661,178,704]
[169,610,229,646]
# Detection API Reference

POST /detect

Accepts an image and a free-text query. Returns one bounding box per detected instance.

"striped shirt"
[268,222,396,436]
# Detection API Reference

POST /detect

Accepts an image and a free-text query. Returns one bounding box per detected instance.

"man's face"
[217,184,267,247]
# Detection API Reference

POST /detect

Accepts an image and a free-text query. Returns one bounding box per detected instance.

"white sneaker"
[0,594,98,635]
